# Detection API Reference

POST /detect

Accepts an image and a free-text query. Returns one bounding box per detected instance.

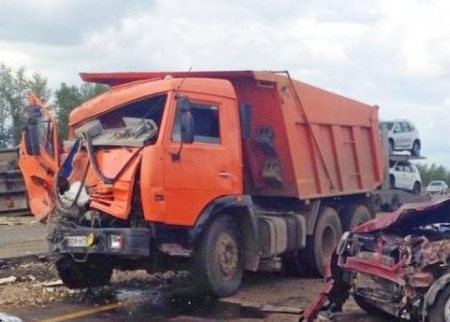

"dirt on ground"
[0,256,191,309]
[0,255,381,322]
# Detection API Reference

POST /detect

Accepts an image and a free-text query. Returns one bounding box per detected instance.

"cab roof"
[79,70,289,87]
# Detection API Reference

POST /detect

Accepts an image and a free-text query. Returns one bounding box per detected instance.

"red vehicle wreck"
[304,198,450,322]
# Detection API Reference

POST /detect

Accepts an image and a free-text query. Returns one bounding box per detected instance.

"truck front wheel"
[56,255,113,289]
[192,215,243,297]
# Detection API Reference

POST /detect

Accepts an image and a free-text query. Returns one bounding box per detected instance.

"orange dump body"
[82,71,384,200]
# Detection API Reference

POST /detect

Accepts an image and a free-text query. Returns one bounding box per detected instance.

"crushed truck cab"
[19,71,384,296]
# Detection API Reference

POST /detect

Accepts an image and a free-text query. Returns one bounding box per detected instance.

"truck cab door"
[19,93,59,221]
[162,93,243,226]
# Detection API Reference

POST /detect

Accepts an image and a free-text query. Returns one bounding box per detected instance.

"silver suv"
[381,119,421,156]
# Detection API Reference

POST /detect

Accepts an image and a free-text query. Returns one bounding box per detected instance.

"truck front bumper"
[49,225,151,257]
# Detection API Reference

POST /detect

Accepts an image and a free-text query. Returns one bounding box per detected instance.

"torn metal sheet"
[304,197,450,321]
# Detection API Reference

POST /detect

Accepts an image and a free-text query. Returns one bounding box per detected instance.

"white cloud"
[0,0,449,166]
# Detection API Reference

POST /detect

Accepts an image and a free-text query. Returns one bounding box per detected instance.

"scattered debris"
[0,221,22,226]
[43,280,63,287]
[0,312,23,322]
[304,198,450,321]
[0,276,17,285]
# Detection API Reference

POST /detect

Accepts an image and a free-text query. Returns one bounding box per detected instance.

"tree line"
[1,63,448,186]
[0,63,107,147]
[416,163,450,187]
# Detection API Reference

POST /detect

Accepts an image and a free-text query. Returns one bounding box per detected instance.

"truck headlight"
[108,235,123,249]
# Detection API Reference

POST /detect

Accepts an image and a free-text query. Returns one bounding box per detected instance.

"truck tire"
[309,207,342,277]
[390,194,401,211]
[341,204,372,232]
[427,285,450,322]
[371,194,382,214]
[56,255,113,289]
[192,215,243,297]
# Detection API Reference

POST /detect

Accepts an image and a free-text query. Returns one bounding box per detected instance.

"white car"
[380,119,421,156]
[426,180,448,195]
[389,160,422,195]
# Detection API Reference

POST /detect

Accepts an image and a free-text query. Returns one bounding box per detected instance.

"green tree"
[0,64,50,147]
[416,162,450,186]
[54,83,108,139]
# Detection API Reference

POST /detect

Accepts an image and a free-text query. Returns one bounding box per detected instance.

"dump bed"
[81,71,384,200]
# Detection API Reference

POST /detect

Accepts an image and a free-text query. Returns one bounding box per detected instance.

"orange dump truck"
[19,71,384,296]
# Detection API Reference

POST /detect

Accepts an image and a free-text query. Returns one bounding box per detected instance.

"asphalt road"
[0,216,47,258]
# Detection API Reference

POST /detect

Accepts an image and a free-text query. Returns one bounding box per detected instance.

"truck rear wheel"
[342,204,372,232]
[309,207,342,277]
[56,255,113,289]
[192,215,243,297]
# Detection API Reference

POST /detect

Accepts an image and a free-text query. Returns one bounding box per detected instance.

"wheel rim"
[413,142,420,155]
[445,296,450,322]
[216,232,238,279]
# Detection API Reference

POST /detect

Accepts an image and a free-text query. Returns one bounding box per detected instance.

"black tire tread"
[56,255,113,289]
[341,204,372,232]
[307,207,342,277]
[192,215,243,297]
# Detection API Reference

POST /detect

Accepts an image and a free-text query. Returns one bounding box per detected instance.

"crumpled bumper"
[48,225,151,257]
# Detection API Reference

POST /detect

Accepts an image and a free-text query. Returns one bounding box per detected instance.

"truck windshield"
[99,94,166,131]
[72,94,167,147]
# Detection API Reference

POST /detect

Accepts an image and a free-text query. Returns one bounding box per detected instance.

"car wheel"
[412,182,421,195]
[411,140,420,157]
[427,285,450,322]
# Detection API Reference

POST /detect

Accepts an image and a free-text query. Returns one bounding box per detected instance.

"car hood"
[353,198,450,234]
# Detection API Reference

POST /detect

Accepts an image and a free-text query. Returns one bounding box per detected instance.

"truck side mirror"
[23,105,41,156]
[176,95,194,144]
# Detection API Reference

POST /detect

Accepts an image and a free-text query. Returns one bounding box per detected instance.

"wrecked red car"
[304,198,450,322]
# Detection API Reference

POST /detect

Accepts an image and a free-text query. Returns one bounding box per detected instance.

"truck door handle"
[219,171,231,178]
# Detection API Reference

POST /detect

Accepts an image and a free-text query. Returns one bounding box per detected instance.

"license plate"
[65,236,88,247]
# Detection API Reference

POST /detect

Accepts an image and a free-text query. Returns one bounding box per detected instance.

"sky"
[1,0,449,166]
